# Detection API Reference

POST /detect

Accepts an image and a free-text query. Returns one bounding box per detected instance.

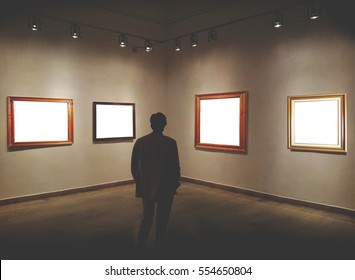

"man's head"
[150,112,167,132]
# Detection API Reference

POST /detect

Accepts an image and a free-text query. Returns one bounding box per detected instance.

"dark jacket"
[131,132,180,199]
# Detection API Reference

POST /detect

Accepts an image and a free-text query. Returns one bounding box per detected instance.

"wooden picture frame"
[195,91,248,152]
[288,93,347,153]
[7,96,74,147]
[93,102,135,141]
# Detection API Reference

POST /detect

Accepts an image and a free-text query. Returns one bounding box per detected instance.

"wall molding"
[181,176,355,217]
[0,179,134,206]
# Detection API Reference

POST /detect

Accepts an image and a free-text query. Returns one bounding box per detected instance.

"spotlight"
[174,39,181,51]
[119,34,128,47]
[272,12,283,28]
[308,3,320,20]
[70,23,81,39]
[29,16,41,31]
[144,40,153,52]
[208,29,217,42]
[191,34,198,47]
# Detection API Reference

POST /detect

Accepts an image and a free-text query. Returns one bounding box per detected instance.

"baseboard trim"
[2,177,354,216]
[181,176,355,216]
[0,179,134,206]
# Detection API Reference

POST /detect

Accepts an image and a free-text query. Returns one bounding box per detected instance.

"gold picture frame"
[287,93,347,153]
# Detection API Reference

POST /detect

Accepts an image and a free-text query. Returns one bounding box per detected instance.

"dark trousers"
[137,193,175,249]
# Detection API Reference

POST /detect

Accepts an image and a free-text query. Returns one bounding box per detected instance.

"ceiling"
[5,0,245,25]
[76,0,243,25]
[9,0,344,43]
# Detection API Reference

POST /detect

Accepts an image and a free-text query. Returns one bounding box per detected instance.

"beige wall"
[166,0,355,209]
[1,0,355,210]
[0,6,167,199]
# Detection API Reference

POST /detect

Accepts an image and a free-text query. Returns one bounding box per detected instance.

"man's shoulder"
[133,135,146,147]
[136,133,153,141]
[163,135,177,144]
[135,133,176,145]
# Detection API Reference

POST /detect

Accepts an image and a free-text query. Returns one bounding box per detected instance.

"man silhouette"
[131,112,180,249]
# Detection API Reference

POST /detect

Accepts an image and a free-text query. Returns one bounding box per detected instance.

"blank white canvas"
[200,98,240,146]
[96,104,133,138]
[293,99,340,146]
[14,101,69,142]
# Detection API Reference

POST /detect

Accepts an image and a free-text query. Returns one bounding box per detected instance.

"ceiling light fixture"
[308,3,320,20]
[144,40,153,52]
[119,33,127,47]
[272,12,283,28]
[29,16,41,31]
[191,34,198,47]
[70,23,81,39]
[174,39,181,51]
[208,29,217,42]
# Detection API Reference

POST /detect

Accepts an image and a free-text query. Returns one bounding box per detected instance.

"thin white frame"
[93,102,136,141]
[288,93,347,153]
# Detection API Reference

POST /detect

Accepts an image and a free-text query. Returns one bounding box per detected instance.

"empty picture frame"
[288,93,347,153]
[195,91,248,152]
[7,96,74,147]
[93,102,135,141]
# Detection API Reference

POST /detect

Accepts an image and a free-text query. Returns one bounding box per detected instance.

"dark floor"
[0,182,354,260]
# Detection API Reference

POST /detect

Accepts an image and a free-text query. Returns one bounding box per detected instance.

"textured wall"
[1,0,355,210]
[0,6,166,199]
[166,0,355,209]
